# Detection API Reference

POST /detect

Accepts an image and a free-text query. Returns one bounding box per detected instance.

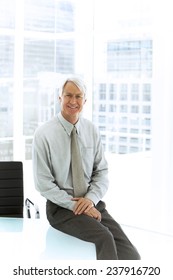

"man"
[32,76,140,260]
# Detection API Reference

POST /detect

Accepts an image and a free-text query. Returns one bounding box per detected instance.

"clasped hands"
[71,197,101,222]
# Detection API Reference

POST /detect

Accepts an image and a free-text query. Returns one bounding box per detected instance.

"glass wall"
[0,0,15,159]
[0,0,93,160]
[0,0,154,160]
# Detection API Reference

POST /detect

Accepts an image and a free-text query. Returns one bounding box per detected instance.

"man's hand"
[84,207,101,222]
[72,197,101,221]
[72,197,94,215]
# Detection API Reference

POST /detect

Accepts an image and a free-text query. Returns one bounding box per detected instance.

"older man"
[32,76,140,260]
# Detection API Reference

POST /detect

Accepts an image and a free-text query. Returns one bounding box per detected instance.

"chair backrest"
[0,161,24,218]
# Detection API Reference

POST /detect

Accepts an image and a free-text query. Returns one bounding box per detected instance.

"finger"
[90,209,101,221]
[71,197,80,201]
[84,203,94,213]
[97,212,102,221]
[73,200,85,214]
[77,199,94,214]
[74,198,93,214]
[73,198,84,213]
[84,212,93,218]
[75,201,89,214]
[97,215,101,222]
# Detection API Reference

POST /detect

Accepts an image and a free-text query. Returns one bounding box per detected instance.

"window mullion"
[13,0,25,160]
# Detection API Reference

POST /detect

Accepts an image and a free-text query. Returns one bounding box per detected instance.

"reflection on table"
[0,218,96,260]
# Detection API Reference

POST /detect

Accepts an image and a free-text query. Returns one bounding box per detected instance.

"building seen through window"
[0,0,166,159]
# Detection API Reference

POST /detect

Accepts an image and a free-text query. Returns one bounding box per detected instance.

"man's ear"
[59,95,62,102]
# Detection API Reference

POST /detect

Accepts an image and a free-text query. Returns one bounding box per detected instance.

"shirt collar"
[57,112,80,136]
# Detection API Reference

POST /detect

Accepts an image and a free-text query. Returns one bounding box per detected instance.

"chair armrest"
[25,198,40,219]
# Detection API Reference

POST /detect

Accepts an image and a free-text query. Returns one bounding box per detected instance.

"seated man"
[32,76,140,260]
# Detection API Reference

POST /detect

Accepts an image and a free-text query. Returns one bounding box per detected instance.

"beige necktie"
[71,126,86,197]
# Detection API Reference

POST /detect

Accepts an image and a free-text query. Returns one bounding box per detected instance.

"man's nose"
[70,95,77,103]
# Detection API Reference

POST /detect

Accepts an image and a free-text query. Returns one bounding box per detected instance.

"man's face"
[59,81,86,124]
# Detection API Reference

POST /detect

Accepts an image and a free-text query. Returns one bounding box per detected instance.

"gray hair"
[59,76,87,97]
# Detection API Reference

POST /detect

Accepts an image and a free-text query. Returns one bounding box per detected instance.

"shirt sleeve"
[84,127,109,206]
[32,130,76,211]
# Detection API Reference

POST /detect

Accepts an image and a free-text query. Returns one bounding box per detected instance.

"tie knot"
[72,126,77,135]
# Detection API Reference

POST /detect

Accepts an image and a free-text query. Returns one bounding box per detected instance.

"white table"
[0,218,96,260]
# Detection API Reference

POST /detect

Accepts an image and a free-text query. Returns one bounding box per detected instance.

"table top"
[0,217,96,260]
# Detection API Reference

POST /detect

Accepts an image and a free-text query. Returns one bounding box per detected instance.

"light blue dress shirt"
[32,112,109,211]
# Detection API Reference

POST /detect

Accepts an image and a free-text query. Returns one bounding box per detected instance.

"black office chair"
[0,161,39,218]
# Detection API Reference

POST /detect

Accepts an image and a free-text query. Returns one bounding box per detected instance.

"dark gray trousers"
[46,200,141,260]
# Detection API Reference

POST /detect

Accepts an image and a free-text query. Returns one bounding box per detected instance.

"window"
[131,105,139,113]
[143,105,151,114]
[142,118,151,126]
[130,138,139,144]
[99,115,106,123]
[99,83,106,92]
[120,105,128,113]
[99,104,106,112]
[109,83,117,100]
[131,118,139,125]
[142,129,151,135]
[107,40,152,77]
[0,0,155,159]
[119,137,127,143]
[119,84,128,100]
[99,92,106,100]
[131,93,139,101]
[109,105,116,112]
[119,145,127,154]
[130,146,139,153]
[131,83,139,100]
[130,128,139,134]
[99,126,106,131]
[131,83,139,93]
[120,117,128,125]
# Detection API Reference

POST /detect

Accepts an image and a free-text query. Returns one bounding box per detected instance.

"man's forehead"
[63,82,83,94]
